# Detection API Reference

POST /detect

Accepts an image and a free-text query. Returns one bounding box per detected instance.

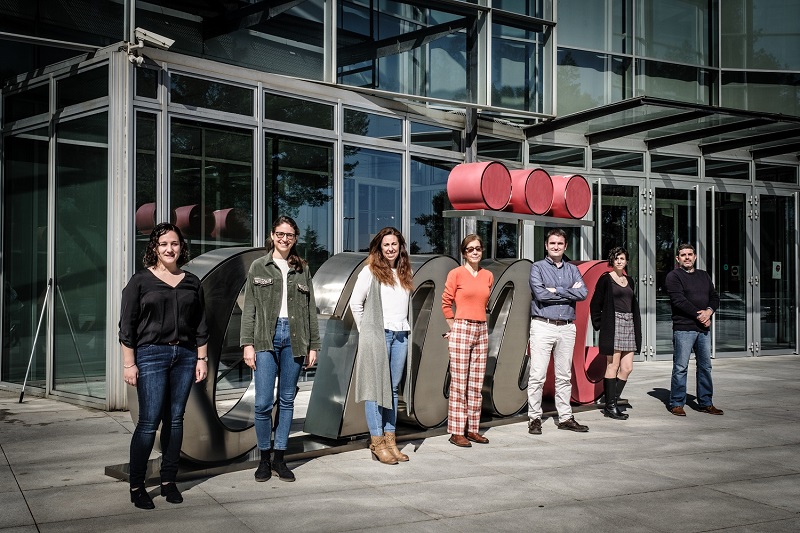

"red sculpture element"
[505,168,554,215]
[211,208,247,239]
[134,202,156,235]
[542,260,610,404]
[447,161,512,211]
[549,174,591,219]
[174,204,215,238]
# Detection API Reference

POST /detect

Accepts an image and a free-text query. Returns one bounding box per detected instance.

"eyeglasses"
[465,246,482,253]
[273,231,296,240]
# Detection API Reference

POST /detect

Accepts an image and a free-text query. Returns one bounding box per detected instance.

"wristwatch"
[197,356,208,362]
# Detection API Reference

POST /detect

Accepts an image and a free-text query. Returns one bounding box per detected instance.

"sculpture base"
[105,402,598,483]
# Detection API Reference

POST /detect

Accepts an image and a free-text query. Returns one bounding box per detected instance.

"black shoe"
[272,461,295,482]
[160,482,183,504]
[130,485,155,510]
[272,450,295,482]
[255,459,272,482]
[528,418,542,435]
[557,417,589,432]
[603,404,629,420]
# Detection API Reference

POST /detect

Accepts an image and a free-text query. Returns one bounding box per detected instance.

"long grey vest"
[353,276,393,408]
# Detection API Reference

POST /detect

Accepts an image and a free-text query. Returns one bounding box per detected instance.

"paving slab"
[0,490,35,528]
[581,485,796,533]
[383,472,568,519]
[222,487,432,533]
[35,505,256,533]
[710,473,800,513]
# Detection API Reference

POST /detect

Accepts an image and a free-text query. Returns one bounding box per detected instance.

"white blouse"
[350,267,411,332]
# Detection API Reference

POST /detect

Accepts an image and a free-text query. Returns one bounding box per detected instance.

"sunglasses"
[465,246,483,253]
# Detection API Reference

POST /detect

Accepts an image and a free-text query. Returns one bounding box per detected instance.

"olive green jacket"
[239,254,321,357]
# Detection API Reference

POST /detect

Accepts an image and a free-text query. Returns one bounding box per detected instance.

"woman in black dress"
[590,247,641,420]
[119,223,208,509]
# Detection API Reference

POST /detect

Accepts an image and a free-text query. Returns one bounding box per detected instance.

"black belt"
[532,316,573,326]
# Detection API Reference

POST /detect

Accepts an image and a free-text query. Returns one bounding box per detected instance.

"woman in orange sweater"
[441,234,493,447]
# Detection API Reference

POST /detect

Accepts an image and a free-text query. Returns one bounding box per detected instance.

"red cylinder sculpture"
[549,174,591,219]
[211,208,247,239]
[174,204,215,238]
[505,168,554,215]
[447,161,512,211]
[135,202,156,235]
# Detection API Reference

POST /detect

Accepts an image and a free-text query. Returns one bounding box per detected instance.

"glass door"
[706,186,753,357]
[754,192,797,355]
[648,186,698,361]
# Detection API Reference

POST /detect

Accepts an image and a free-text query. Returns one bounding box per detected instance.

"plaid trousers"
[447,319,488,434]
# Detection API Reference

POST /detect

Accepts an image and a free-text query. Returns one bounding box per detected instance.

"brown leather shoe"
[465,432,489,444]
[557,417,589,432]
[699,405,724,415]
[670,406,686,416]
[448,434,471,447]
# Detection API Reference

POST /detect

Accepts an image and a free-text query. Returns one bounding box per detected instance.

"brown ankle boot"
[369,436,398,465]
[383,432,409,462]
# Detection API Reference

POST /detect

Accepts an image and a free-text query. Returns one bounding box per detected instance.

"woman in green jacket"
[241,216,320,482]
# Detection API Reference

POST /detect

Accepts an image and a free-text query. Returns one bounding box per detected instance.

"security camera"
[134,27,175,50]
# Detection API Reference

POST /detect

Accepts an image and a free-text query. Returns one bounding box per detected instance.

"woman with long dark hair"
[441,234,493,447]
[120,222,209,509]
[590,246,641,420]
[241,216,320,482]
[350,227,414,464]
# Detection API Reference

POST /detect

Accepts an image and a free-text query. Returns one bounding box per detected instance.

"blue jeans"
[365,330,408,437]
[129,344,197,486]
[670,330,714,408]
[254,317,303,451]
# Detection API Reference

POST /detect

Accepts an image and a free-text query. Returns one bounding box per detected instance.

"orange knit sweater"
[441,266,493,322]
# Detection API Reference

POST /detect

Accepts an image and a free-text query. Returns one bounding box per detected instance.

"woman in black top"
[590,247,641,420]
[119,223,209,509]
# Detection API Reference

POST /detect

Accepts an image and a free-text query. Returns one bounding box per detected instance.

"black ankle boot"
[254,449,272,482]
[160,482,183,504]
[615,378,628,404]
[272,450,295,482]
[130,485,155,509]
[603,378,628,420]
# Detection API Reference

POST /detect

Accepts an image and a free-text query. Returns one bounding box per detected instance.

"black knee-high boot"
[616,378,628,404]
[603,378,627,420]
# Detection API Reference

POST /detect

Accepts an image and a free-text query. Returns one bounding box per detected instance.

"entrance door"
[647,186,698,361]
[754,192,797,355]
[705,186,752,357]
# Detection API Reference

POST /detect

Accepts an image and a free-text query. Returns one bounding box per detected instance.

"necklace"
[611,272,628,287]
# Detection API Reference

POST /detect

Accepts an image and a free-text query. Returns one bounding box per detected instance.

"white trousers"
[527,319,576,423]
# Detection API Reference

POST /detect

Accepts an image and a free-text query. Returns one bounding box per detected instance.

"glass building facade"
[1,0,798,408]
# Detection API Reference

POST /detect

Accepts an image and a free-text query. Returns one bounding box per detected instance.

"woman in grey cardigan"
[350,227,414,465]
[241,216,320,482]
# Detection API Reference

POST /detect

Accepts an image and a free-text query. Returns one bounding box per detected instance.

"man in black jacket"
[665,243,723,416]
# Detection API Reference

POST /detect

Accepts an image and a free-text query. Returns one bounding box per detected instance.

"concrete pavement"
[1,355,799,532]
